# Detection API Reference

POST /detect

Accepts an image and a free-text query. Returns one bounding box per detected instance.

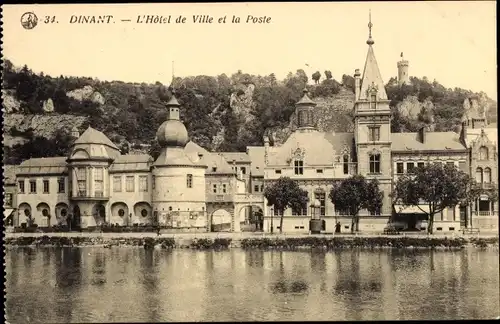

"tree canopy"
[264,177,309,233]
[329,175,384,233]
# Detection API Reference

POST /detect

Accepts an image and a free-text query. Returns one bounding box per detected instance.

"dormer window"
[294,160,304,175]
[370,93,377,109]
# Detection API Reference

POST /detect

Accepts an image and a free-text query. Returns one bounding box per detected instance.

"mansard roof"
[74,127,119,150]
[391,132,466,152]
[219,152,251,163]
[267,131,355,166]
[110,154,153,172]
[184,141,233,174]
[17,157,68,175]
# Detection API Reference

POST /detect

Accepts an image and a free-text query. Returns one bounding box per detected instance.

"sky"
[2,2,497,98]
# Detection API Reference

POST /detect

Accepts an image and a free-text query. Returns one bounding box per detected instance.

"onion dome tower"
[152,87,207,227]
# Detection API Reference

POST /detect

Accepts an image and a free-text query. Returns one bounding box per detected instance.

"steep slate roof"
[247,146,265,176]
[17,157,68,175]
[219,152,251,163]
[466,127,498,146]
[184,141,233,174]
[391,132,466,152]
[267,131,355,166]
[110,154,153,172]
[358,45,388,101]
[74,127,119,150]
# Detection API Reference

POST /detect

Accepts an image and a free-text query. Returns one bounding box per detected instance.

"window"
[260,185,264,192]
[484,168,491,183]
[222,184,227,193]
[139,176,148,192]
[94,168,103,196]
[316,169,323,174]
[113,176,122,192]
[186,174,193,188]
[30,180,37,194]
[369,207,381,216]
[273,208,283,216]
[58,177,65,193]
[240,167,246,175]
[396,163,404,174]
[479,146,489,160]
[118,209,125,217]
[417,162,425,169]
[152,175,156,190]
[5,193,13,207]
[370,94,377,109]
[369,126,380,141]
[212,167,217,172]
[292,202,308,216]
[475,167,483,183]
[18,180,25,194]
[294,160,304,175]
[407,162,415,173]
[212,184,217,193]
[298,110,306,126]
[343,155,349,174]
[43,180,49,193]
[275,170,282,174]
[254,185,259,192]
[435,161,442,168]
[126,176,135,192]
[458,161,467,172]
[446,162,455,168]
[141,209,148,217]
[77,168,86,196]
[315,192,326,216]
[369,154,381,174]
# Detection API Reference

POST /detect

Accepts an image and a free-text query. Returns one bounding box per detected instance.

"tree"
[329,175,384,233]
[312,71,321,84]
[263,177,309,234]
[324,70,332,80]
[392,164,477,234]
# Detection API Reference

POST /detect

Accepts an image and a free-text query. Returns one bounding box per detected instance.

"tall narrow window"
[241,167,246,175]
[292,201,308,216]
[315,192,326,216]
[294,160,304,175]
[406,162,415,173]
[94,168,103,197]
[479,146,489,161]
[212,184,217,193]
[396,163,404,174]
[298,110,305,127]
[152,175,156,190]
[43,180,49,194]
[18,180,25,194]
[417,162,425,169]
[370,94,377,109]
[113,176,122,192]
[458,161,467,172]
[475,167,483,183]
[30,180,37,194]
[222,184,227,193]
[484,168,491,183]
[343,155,349,174]
[368,126,380,141]
[186,174,193,188]
[139,175,148,192]
[369,154,381,174]
[5,193,13,207]
[126,176,135,192]
[58,177,65,193]
[77,168,87,196]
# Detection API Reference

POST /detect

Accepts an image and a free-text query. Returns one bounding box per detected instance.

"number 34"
[44,16,57,23]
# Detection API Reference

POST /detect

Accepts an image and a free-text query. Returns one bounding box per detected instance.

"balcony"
[473,182,497,190]
[69,190,109,201]
[473,211,498,217]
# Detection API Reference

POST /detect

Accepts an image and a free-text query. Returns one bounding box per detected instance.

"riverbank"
[4,232,499,250]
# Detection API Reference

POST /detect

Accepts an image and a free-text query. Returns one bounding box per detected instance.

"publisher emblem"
[21,12,38,30]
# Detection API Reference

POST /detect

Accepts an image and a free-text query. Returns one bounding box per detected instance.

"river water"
[5,247,499,323]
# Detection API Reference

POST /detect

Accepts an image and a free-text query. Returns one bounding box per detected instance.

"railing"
[70,190,108,200]
[473,182,497,190]
[473,211,498,216]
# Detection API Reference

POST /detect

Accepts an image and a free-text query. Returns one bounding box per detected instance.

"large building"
[5,17,498,234]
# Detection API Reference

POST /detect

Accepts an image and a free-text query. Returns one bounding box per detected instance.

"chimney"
[354,69,361,101]
[263,136,269,165]
[418,126,426,143]
[459,121,468,147]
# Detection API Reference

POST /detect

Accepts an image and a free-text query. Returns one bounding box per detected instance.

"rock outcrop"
[2,90,21,113]
[42,98,54,113]
[66,85,106,105]
[230,84,255,122]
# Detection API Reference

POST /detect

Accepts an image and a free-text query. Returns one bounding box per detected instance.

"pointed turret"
[358,11,388,101]
[295,88,317,131]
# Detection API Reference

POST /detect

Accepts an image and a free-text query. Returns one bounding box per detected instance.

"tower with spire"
[353,10,392,216]
[397,52,410,86]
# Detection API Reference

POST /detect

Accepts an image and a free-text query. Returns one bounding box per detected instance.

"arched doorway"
[36,202,51,227]
[134,202,153,225]
[111,202,129,226]
[18,203,32,226]
[55,203,69,226]
[210,209,232,232]
[92,204,106,226]
[239,205,264,232]
[71,205,81,230]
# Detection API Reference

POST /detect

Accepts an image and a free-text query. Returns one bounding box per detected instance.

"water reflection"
[5,247,500,323]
